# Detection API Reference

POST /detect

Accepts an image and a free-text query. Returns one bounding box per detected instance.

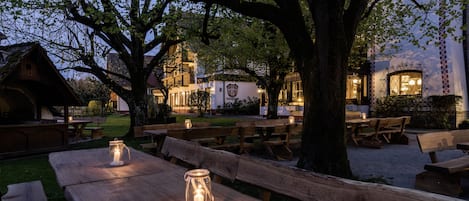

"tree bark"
[266,82,282,119]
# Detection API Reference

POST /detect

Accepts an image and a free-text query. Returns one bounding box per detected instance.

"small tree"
[189,91,210,117]
[190,14,293,119]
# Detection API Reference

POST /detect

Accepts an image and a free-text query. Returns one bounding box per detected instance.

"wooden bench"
[160,137,459,201]
[134,122,211,137]
[1,180,47,201]
[236,119,299,160]
[354,116,410,147]
[182,126,241,150]
[84,127,104,139]
[135,122,211,152]
[415,129,469,196]
[161,136,239,183]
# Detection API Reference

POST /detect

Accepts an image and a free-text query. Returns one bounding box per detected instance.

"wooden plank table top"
[49,147,180,188]
[50,148,259,201]
[65,168,258,201]
[1,180,47,201]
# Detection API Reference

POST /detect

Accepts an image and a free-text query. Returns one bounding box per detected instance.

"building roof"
[0,42,81,106]
[106,53,163,88]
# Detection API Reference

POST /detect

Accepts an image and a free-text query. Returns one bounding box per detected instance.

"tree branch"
[189,0,282,23]
[361,0,381,19]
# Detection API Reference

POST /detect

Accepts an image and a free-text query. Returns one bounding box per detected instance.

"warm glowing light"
[68,116,73,122]
[185,169,213,201]
[185,119,192,129]
[409,79,416,86]
[289,116,295,124]
[109,138,130,166]
[193,185,204,201]
[417,79,422,85]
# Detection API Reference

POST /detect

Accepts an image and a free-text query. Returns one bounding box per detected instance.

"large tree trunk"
[123,89,147,138]
[297,53,351,178]
[266,84,282,119]
[296,2,352,178]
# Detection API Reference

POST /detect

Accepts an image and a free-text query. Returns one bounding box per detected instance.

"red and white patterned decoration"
[438,0,450,95]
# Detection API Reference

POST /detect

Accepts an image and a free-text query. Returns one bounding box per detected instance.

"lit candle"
[185,119,192,129]
[361,113,367,120]
[193,185,204,201]
[288,116,295,124]
[68,116,73,122]
[113,149,121,164]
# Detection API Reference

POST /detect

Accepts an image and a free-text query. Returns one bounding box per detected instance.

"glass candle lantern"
[184,169,214,201]
[288,115,295,124]
[185,119,192,129]
[109,138,131,166]
[361,112,367,120]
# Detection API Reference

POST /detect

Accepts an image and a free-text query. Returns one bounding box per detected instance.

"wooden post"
[64,106,69,123]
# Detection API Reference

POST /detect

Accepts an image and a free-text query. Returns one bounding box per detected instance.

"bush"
[223,97,259,115]
[87,100,102,116]
[373,95,461,129]
[374,95,422,117]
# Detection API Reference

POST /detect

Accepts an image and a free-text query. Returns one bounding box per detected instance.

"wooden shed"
[0,42,81,157]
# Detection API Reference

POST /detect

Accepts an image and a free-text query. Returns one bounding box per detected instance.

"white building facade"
[367,3,469,126]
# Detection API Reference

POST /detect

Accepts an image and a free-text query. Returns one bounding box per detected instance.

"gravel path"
[348,133,464,189]
[274,131,469,200]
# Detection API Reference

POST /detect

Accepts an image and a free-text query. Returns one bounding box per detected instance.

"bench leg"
[91,129,104,139]
[415,171,462,196]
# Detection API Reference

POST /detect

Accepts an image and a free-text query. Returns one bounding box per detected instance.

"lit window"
[346,75,362,99]
[389,71,422,96]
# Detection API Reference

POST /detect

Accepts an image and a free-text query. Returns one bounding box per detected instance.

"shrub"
[87,100,102,116]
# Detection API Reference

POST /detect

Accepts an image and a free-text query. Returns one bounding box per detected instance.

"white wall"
[117,97,129,112]
[202,81,258,110]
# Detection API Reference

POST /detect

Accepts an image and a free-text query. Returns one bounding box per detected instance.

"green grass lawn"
[0,114,262,200]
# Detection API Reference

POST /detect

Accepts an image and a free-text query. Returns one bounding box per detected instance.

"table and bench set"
[346,116,411,148]
[135,119,302,160]
[3,124,466,201]
[415,129,469,196]
[8,136,457,201]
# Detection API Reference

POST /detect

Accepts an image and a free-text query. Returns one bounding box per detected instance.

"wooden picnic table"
[58,119,92,140]
[49,148,259,201]
[254,123,293,160]
[142,129,168,151]
[345,118,371,145]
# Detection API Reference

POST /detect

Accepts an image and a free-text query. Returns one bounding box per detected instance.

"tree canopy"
[189,14,293,118]
[188,0,468,177]
[0,0,190,135]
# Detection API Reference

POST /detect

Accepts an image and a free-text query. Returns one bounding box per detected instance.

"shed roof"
[0,42,81,106]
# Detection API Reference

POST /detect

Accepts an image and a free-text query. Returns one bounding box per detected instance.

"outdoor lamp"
[288,115,295,124]
[109,138,130,166]
[185,119,192,129]
[184,169,214,201]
